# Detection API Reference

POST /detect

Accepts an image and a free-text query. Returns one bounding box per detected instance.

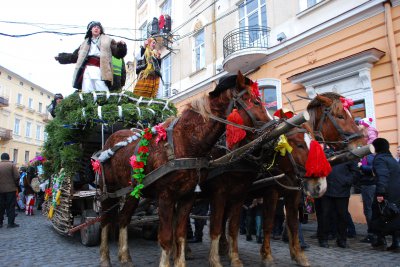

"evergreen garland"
[43,91,177,178]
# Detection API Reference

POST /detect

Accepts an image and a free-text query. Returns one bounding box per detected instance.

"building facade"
[133,0,400,223]
[0,65,54,166]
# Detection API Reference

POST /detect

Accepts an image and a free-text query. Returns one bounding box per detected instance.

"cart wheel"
[80,209,100,246]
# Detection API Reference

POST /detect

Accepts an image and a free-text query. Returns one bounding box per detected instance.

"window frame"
[17,93,23,105]
[257,78,282,116]
[193,29,205,72]
[14,118,20,135]
[25,121,31,138]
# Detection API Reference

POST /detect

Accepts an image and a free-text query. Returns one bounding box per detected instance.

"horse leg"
[100,198,118,267]
[118,196,139,267]
[260,189,278,267]
[227,200,245,267]
[173,196,195,267]
[284,192,310,267]
[209,192,227,267]
[219,213,229,256]
[158,195,175,267]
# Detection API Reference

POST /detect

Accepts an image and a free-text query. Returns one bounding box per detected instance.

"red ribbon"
[91,159,102,175]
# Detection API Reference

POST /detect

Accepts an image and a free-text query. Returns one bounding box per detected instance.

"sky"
[0,0,137,97]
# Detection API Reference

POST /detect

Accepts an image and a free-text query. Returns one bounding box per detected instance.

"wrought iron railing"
[223,26,270,58]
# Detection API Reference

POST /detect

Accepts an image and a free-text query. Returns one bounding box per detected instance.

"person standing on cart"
[55,21,127,93]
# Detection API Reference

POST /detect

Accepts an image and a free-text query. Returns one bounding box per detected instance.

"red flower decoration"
[340,97,354,112]
[91,159,102,174]
[143,131,153,140]
[250,81,261,98]
[138,146,149,154]
[133,160,144,169]
[155,123,167,144]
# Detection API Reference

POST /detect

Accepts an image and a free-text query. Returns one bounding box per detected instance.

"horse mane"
[307,92,342,129]
[184,94,212,121]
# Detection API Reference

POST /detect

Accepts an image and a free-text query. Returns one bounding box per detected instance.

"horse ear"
[316,94,333,107]
[236,70,245,89]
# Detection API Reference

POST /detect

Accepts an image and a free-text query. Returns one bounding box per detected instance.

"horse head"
[307,92,366,151]
[272,109,328,198]
[207,71,271,149]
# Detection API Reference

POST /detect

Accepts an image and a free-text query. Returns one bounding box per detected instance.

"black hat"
[209,75,252,97]
[54,93,64,100]
[372,138,390,154]
[85,21,104,39]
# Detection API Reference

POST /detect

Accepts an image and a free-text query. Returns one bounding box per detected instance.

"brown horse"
[98,71,270,267]
[259,93,367,267]
[206,121,322,267]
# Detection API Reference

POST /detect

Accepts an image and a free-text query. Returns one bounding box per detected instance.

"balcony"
[222,26,270,73]
[15,103,25,109]
[0,97,9,107]
[40,113,50,122]
[0,127,12,141]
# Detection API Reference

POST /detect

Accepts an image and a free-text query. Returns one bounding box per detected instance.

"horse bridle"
[226,86,271,132]
[265,127,307,191]
[315,106,363,148]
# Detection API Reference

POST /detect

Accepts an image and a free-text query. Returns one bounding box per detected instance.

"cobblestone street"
[1,211,399,267]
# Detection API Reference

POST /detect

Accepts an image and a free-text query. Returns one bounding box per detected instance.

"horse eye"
[297,144,305,149]
[337,115,345,119]
[253,100,260,106]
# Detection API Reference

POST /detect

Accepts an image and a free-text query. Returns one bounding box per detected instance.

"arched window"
[257,78,282,115]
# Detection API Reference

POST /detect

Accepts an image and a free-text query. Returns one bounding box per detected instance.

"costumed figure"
[24,166,37,216]
[17,167,27,211]
[133,37,162,98]
[47,93,64,118]
[55,21,127,93]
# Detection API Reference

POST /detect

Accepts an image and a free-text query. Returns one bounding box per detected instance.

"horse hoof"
[261,258,275,267]
[100,260,112,267]
[231,259,243,267]
[120,262,134,267]
[295,256,310,267]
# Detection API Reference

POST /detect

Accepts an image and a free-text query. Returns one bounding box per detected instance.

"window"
[36,125,41,140]
[7,75,12,80]
[193,30,205,71]
[13,149,18,164]
[161,0,171,16]
[14,118,20,135]
[257,79,282,115]
[30,87,34,91]
[28,98,33,109]
[239,0,268,46]
[26,122,31,137]
[24,151,30,163]
[17,93,22,105]
[299,0,322,11]
[139,21,148,40]
[38,102,43,113]
[157,54,171,98]
[350,100,366,122]
[20,81,24,86]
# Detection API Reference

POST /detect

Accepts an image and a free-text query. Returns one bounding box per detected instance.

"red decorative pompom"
[305,141,332,177]
[226,109,246,150]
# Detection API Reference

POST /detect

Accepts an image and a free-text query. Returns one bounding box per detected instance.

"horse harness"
[93,87,272,201]
[315,106,362,149]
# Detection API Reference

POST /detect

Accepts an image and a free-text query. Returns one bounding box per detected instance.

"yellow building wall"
[0,66,53,167]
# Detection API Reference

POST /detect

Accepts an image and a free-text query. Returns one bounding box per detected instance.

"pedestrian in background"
[370,138,400,251]
[188,199,209,243]
[319,161,360,248]
[0,153,20,228]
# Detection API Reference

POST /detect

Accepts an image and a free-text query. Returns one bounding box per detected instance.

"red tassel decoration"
[305,140,332,177]
[226,109,246,150]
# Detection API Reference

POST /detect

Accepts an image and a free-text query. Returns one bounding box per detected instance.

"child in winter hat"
[359,117,378,144]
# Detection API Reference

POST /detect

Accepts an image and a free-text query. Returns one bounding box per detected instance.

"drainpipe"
[384,2,400,144]
[212,1,217,76]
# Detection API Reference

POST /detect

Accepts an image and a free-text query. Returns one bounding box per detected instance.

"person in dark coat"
[370,138,400,251]
[319,160,360,248]
[0,153,20,228]
[357,153,377,243]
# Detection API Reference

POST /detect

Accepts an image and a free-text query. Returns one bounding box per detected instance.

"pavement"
[0,209,399,267]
